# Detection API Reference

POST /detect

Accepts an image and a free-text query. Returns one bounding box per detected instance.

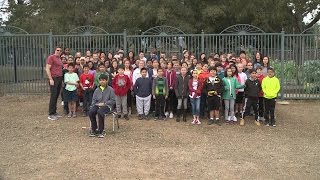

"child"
[189,70,202,124]
[262,68,280,127]
[234,63,247,117]
[164,61,177,119]
[198,64,210,118]
[95,63,112,88]
[134,68,153,120]
[64,63,79,118]
[202,67,223,125]
[112,65,131,120]
[88,74,116,138]
[79,64,95,116]
[262,56,270,76]
[152,68,169,120]
[256,66,265,121]
[244,62,254,78]
[220,54,229,70]
[240,69,261,126]
[175,67,190,122]
[123,59,133,115]
[222,68,244,124]
[215,62,225,80]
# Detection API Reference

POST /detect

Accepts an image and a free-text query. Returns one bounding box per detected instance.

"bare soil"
[0,95,319,180]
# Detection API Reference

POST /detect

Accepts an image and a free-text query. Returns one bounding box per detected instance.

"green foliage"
[303,61,320,93]
[5,0,320,34]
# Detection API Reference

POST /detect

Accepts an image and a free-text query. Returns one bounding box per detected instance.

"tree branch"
[305,12,320,30]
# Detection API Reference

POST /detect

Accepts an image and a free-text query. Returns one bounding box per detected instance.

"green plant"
[302,61,320,93]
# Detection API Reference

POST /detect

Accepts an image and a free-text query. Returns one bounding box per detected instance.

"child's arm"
[174,78,180,98]
[112,75,117,89]
[235,78,245,89]
[133,79,139,95]
[125,76,131,92]
[105,89,116,108]
[165,78,169,99]
[152,78,156,98]
[261,78,266,94]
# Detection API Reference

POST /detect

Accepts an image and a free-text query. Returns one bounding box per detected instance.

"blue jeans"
[190,97,200,116]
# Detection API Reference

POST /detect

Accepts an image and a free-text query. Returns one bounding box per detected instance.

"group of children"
[58,49,280,137]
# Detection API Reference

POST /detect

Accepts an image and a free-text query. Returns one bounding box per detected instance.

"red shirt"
[112,74,131,96]
[256,74,265,97]
[198,71,210,84]
[46,54,63,77]
[80,73,94,89]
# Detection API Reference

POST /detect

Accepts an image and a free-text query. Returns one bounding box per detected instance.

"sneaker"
[97,131,106,138]
[98,133,105,138]
[272,124,277,127]
[192,119,196,124]
[254,120,261,126]
[169,112,173,119]
[265,123,270,127]
[196,120,201,125]
[124,114,129,120]
[89,130,97,137]
[154,116,159,121]
[208,119,214,125]
[138,114,143,120]
[215,119,221,126]
[227,116,231,121]
[128,109,132,115]
[72,113,77,118]
[67,113,72,118]
[53,113,62,118]
[233,116,237,122]
[48,115,58,121]
[239,118,245,126]
[144,114,150,120]
[165,112,169,118]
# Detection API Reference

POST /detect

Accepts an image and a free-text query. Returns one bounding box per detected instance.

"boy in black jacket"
[240,69,261,126]
[202,67,223,125]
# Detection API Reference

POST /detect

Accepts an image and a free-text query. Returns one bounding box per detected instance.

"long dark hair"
[199,52,207,64]
[224,67,233,77]
[254,51,263,64]
[127,51,135,64]
[229,64,238,77]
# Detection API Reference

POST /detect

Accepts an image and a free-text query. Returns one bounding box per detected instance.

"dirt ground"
[0,95,319,180]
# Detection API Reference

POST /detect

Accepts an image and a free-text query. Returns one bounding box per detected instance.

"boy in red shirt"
[112,65,131,120]
[79,64,94,116]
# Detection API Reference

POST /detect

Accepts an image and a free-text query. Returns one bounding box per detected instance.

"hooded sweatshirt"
[262,75,280,99]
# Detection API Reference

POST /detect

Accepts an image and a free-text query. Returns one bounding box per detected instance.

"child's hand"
[165,96,168,99]
[153,95,156,99]
[96,103,105,107]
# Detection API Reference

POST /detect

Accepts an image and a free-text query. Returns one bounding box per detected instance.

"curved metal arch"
[142,25,185,35]
[0,25,29,35]
[220,24,265,34]
[301,25,320,34]
[67,25,108,35]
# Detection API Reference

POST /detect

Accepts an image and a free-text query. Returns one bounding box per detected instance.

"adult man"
[46,47,63,120]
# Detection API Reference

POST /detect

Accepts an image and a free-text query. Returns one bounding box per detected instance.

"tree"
[5,0,320,34]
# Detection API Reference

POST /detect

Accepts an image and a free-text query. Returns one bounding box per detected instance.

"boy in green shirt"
[152,68,169,120]
[261,68,280,127]
[64,63,79,118]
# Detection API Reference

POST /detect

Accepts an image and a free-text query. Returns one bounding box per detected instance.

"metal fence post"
[123,29,127,54]
[280,29,285,100]
[201,30,205,53]
[48,29,53,53]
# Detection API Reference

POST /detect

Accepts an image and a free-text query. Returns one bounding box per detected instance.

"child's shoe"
[67,112,72,118]
[254,120,261,126]
[124,114,129,120]
[239,118,245,126]
[72,112,77,118]
[169,112,173,119]
[165,112,169,118]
